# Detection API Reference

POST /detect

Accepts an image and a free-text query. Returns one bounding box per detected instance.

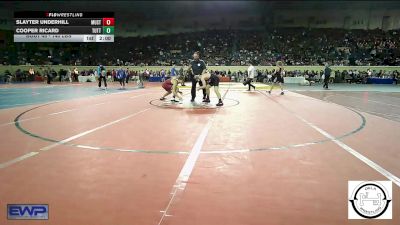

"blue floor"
[0,85,139,109]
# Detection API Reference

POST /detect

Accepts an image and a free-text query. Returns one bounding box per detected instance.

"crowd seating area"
[1,66,398,85]
[1,28,399,67]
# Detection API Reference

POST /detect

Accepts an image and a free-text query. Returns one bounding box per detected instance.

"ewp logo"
[7,204,49,220]
[348,181,392,219]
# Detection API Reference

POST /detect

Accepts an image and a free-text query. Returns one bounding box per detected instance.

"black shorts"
[273,75,284,83]
[208,75,220,87]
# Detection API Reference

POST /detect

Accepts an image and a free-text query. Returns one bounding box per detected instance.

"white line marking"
[342,94,400,108]
[0,116,41,127]
[0,86,146,110]
[360,110,400,118]
[40,108,150,151]
[0,90,154,127]
[321,94,400,122]
[294,111,400,187]
[0,108,151,168]
[20,92,152,118]
[156,83,231,225]
[264,91,400,187]
[76,145,101,150]
[157,114,214,225]
[0,100,108,126]
[0,152,39,169]
[324,94,400,108]
[177,120,213,185]
[93,102,107,106]
[48,108,77,116]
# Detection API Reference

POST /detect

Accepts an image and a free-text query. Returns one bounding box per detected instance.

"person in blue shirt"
[161,69,166,82]
[170,64,177,77]
[117,67,126,89]
[97,65,102,76]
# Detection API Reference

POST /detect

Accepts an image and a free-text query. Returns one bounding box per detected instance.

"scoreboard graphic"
[14,11,114,42]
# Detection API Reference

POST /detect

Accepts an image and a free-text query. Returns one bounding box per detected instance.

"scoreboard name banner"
[14,11,114,42]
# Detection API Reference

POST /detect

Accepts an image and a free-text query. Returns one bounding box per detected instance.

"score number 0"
[102,18,115,26]
[102,18,114,35]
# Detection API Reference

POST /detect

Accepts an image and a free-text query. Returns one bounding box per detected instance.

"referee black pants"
[98,76,107,88]
[47,75,52,84]
[119,77,125,86]
[191,78,206,100]
[323,76,330,89]
[244,78,255,90]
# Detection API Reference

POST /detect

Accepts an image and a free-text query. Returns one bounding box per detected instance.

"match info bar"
[14,12,114,42]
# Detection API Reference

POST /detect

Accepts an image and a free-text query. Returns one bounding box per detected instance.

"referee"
[188,51,206,102]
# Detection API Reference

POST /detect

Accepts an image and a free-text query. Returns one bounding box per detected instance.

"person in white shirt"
[67,68,72,83]
[244,61,256,91]
[73,67,79,82]
[367,69,372,77]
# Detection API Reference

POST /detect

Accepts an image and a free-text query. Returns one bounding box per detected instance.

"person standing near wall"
[323,63,332,89]
[97,64,107,90]
[245,61,256,91]
[117,67,126,89]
